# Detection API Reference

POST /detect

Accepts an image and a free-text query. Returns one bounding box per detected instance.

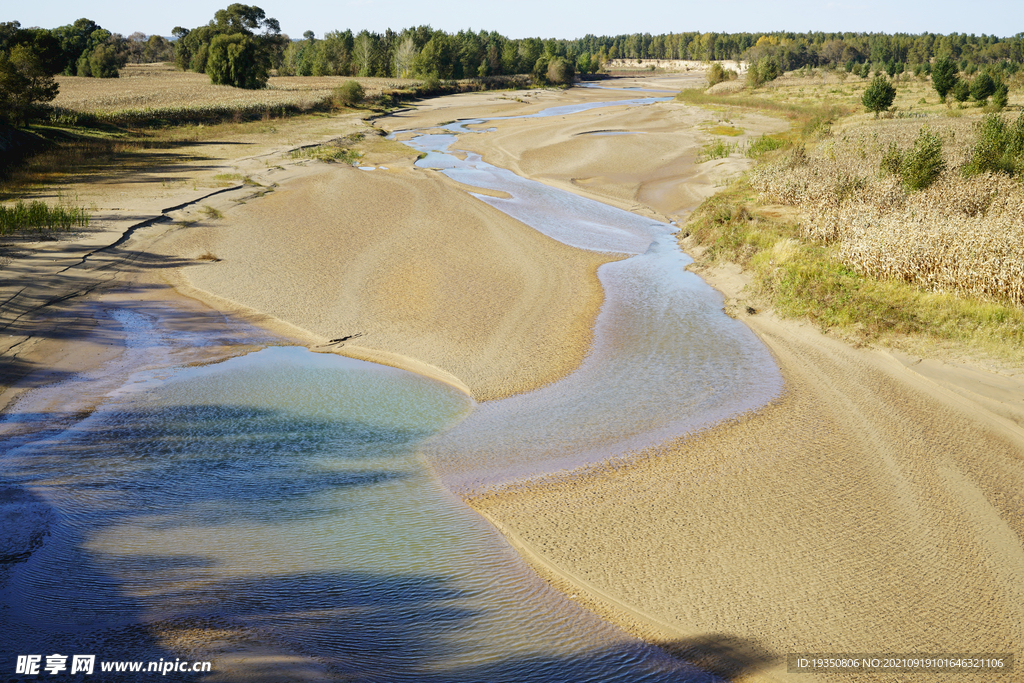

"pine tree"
[931,57,958,101]
[862,75,896,117]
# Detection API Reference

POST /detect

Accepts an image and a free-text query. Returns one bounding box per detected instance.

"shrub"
[546,58,575,85]
[963,112,1024,177]
[970,71,996,103]
[952,79,971,103]
[880,141,903,176]
[333,80,364,106]
[862,75,896,117]
[746,57,780,88]
[706,62,727,87]
[992,83,1009,111]
[900,128,945,191]
[931,57,958,100]
[417,73,441,95]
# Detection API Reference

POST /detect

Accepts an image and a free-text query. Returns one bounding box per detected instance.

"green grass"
[697,139,735,162]
[0,200,90,235]
[289,144,362,163]
[745,134,790,158]
[709,125,743,136]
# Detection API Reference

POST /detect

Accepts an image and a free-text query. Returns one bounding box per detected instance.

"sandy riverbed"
[3,78,1023,682]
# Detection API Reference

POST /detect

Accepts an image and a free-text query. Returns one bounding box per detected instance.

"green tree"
[0,44,60,125]
[900,127,945,190]
[931,57,958,100]
[51,18,100,74]
[964,113,1024,176]
[992,83,1009,111]
[546,57,575,85]
[970,71,995,102]
[175,5,282,80]
[952,78,971,103]
[862,75,896,116]
[0,24,61,125]
[206,33,268,89]
[76,39,123,78]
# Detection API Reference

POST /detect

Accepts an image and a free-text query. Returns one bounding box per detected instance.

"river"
[0,95,781,681]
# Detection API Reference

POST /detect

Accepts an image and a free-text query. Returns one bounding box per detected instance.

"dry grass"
[750,115,1024,306]
[49,63,421,125]
[681,75,1024,361]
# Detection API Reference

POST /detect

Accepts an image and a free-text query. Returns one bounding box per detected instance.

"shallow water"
[2,336,703,680]
[1,94,780,681]
[403,106,781,487]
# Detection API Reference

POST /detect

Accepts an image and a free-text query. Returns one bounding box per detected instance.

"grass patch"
[745,134,790,158]
[676,87,853,133]
[0,200,90,235]
[697,139,735,163]
[289,143,362,164]
[199,205,223,220]
[708,125,743,136]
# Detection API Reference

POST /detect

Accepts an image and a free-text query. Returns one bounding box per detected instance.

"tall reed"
[0,201,90,235]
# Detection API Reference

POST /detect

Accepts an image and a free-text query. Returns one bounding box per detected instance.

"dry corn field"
[750,114,1024,306]
[50,63,418,122]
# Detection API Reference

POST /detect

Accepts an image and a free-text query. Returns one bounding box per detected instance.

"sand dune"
[165,162,614,401]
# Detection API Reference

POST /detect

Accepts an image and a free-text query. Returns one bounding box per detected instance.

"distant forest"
[263,29,1024,81]
[4,2,1024,112]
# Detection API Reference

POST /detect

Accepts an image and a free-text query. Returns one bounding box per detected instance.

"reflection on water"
[1,94,781,681]
[1,345,702,681]
[402,113,782,488]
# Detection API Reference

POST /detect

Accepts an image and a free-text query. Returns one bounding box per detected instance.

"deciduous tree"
[206,33,268,89]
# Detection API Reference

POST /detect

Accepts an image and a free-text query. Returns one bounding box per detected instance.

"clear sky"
[11,0,1024,39]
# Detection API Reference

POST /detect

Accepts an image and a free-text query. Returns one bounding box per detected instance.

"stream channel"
[1,97,782,681]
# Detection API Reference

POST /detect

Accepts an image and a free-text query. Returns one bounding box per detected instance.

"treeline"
[1,19,174,79]
[273,28,599,81]
[1,18,176,124]
[170,6,592,87]
[585,31,1023,69]
[268,29,1024,82]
